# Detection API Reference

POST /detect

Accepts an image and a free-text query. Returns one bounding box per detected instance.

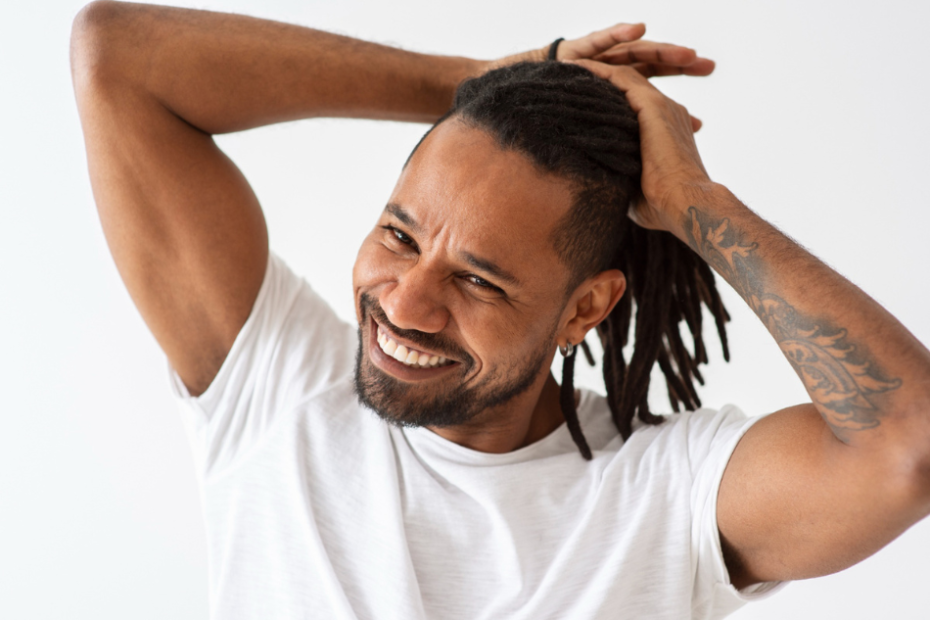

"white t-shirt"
[170,253,784,620]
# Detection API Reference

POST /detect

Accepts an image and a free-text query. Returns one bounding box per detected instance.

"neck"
[426,372,566,453]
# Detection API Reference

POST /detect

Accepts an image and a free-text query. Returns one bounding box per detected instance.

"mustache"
[360,292,473,366]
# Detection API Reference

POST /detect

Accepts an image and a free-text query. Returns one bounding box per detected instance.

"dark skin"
[71,0,930,594]
[353,119,625,452]
[573,59,930,586]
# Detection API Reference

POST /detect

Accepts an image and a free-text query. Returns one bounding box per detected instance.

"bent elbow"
[895,401,930,517]
[70,1,129,95]
[916,434,930,512]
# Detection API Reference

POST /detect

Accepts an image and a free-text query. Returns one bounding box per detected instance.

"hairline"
[403,112,602,295]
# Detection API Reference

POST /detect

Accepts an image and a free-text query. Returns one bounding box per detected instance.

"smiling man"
[355,120,587,440]
[71,2,930,619]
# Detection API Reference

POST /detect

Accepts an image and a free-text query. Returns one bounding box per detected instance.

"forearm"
[673,182,930,452]
[72,1,485,134]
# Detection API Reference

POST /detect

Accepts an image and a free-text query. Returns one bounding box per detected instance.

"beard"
[353,292,554,428]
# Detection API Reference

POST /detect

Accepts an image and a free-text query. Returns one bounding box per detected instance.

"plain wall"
[2,0,928,617]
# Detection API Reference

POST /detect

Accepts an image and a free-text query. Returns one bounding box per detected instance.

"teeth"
[382,336,397,356]
[376,325,450,369]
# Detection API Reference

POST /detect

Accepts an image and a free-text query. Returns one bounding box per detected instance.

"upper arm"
[717,403,930,588]
[72,2,269,395]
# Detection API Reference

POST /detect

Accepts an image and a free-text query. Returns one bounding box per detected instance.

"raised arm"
[71,1,713,397]
[69,1,485,395]
[573,59,930,587]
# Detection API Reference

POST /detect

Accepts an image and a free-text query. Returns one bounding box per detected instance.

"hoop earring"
[559,342,575,358]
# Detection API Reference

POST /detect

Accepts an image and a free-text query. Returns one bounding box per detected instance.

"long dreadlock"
[413,61,730,460]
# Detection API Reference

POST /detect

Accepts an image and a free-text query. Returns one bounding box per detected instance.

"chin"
[352,325,549,429]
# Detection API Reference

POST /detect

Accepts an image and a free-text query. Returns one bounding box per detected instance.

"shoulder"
[171,253,359,473]
[248,253,358,403]
[578,389,754,454]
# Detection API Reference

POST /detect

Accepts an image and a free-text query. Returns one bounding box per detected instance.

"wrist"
[458,57,493,80]
[663,181,734,240]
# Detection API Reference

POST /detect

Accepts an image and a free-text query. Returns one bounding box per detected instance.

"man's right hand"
[490,23,715,80]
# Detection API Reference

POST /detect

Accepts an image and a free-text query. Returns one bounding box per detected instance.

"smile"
[367,318,459,382]
[376,324,453,368]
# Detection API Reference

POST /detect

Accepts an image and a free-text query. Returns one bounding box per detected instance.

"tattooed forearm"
[682,206,902,438]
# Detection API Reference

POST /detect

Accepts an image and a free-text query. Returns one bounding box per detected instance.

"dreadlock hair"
[412,61,730,460]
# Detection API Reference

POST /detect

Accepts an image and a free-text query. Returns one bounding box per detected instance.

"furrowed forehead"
[383,201,523,288]
[386,120,577,294]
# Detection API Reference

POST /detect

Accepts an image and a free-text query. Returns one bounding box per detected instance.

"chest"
[199,410,697,619]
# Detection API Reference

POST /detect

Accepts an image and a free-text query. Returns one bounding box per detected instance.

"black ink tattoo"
[682,207,901,437]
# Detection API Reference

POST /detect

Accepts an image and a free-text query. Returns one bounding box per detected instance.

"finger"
[561,23,646,60]
[631,59,716,78]
[595,41,699,67]
[691,116,702,132]
[567,59,654,93]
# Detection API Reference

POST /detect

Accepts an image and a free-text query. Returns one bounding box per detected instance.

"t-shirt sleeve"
[688,405,787,619]
[167,252,357,477]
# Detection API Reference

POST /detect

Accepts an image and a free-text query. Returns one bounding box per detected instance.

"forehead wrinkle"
[390,120,574,296]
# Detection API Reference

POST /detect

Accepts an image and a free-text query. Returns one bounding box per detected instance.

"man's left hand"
[567,60,711,233]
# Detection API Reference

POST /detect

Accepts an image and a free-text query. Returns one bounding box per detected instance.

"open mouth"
[376,323,454,368]
[368,317,458,380]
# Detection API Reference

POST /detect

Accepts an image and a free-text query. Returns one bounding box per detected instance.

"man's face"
[352,119,577,428]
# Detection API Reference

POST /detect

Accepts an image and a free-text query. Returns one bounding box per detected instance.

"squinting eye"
[467,275,502,292]
[382,225,414,246]
[394,229,413,245]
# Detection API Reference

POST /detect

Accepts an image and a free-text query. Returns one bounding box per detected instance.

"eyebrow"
[383,202,522,288]
[460,252,522,288]
[385,203,423,235]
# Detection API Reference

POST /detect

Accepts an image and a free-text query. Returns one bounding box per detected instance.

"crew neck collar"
[401,389,600,466]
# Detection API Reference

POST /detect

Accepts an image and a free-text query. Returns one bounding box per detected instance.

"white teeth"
[382,337,397,356]
[377,325,451,369]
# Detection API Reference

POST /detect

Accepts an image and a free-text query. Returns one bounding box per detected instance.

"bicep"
[717,403,924,588]
[78,82,268,395]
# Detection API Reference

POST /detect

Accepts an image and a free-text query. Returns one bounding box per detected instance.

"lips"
[376,323,453,368]
[367,317,459,381]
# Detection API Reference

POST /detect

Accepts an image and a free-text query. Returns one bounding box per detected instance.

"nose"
[379,263,450,334]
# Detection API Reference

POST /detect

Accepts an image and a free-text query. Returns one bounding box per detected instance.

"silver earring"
[559,342,575,358]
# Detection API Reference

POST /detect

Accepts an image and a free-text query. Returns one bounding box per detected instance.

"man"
[70,1,930,618]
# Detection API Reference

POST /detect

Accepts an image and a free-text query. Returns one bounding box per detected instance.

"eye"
[381,225,417,250]
[464,274,504,294]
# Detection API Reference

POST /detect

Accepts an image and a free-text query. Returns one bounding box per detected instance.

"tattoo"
[683,206,901,438]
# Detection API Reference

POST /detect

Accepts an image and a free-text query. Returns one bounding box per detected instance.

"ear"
[557,269,627,348]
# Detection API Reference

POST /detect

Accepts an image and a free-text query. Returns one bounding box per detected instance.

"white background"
[2,0,929,618]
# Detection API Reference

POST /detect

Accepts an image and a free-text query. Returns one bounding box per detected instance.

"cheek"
[354,237,422,323]
[461,308,550,368]
[353,237,399,291]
